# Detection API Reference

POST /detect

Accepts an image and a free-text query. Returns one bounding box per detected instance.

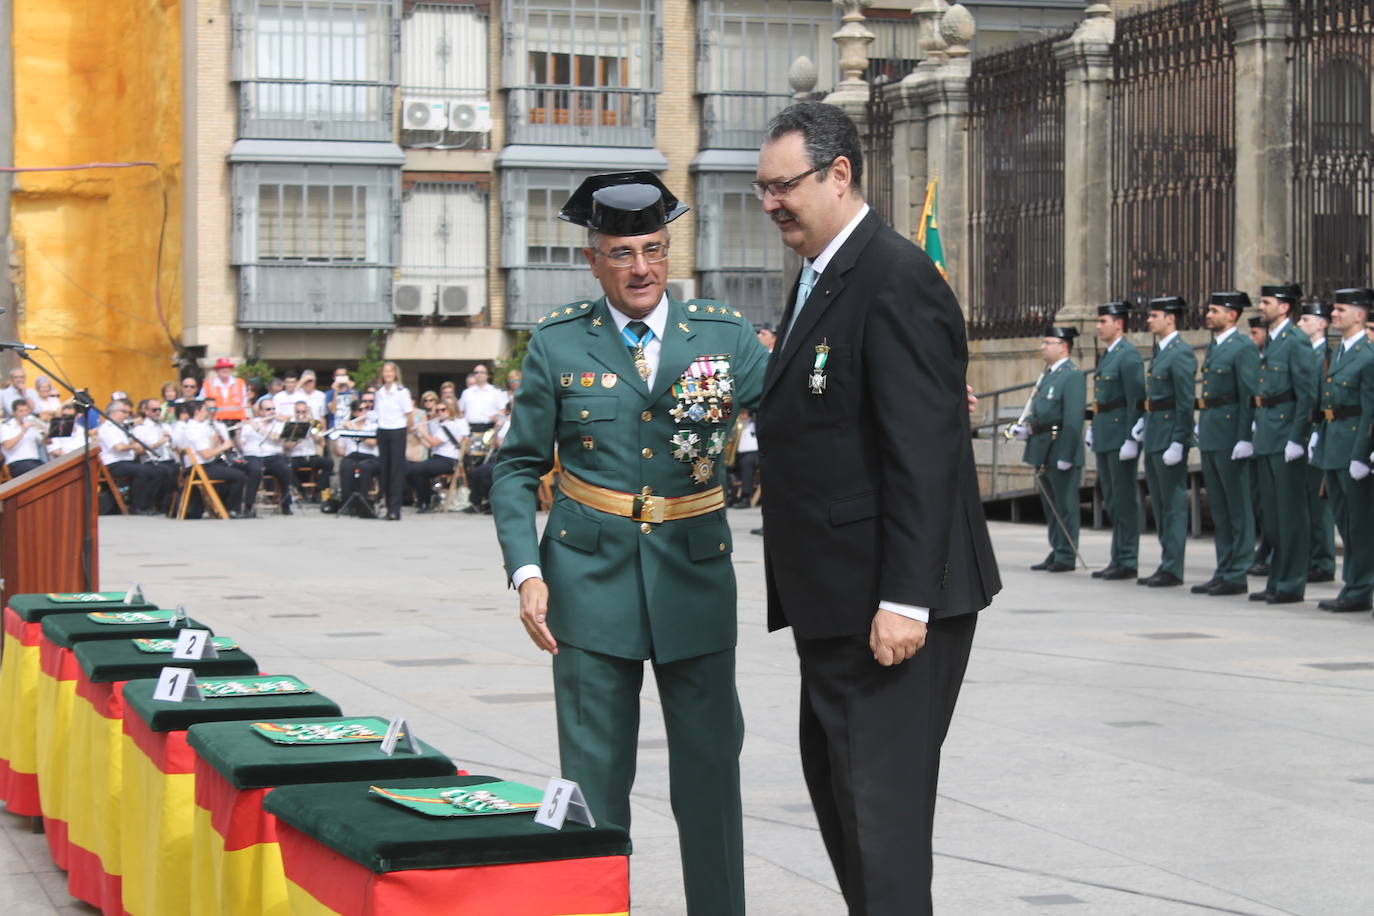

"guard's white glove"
[1193,423,1200,439]
[1231,440,1254,461]
[1130,417,1146,441]
[1085,426,1094,450]
[1119,440,1140,461]
[1308,431,1319,462]
[1056,459,1072,472]
[1351,460,1371,481]
[1284,440,1305,463]
[1251,421,1257,435]
[1009,423,1029,441]
[1163,442,1184,466]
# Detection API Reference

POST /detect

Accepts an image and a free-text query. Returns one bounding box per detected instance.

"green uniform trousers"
[1256,454,1310,597]
[1095,448,1139,570]
[552,644,744,915]
[1144,450,1189,579]
[1037,465,1081,567]
[1325,469,1374,603]
[1251,468,1272,567]
[1199,450,1253,586]
[1306,462,1336,576]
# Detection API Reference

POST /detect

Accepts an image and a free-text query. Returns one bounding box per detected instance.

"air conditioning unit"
[438,283,482,317]
[402,98,448,131]
[450,101,493,133]
[393,283,434,316]
[667,278,696,302]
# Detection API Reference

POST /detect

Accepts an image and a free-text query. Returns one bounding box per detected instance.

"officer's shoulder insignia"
[534,302,594,332]
[685,299,745,323]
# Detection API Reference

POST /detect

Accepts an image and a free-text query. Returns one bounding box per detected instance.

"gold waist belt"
[559,470,724,524]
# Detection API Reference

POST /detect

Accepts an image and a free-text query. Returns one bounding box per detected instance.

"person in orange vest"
[200,358,249,426]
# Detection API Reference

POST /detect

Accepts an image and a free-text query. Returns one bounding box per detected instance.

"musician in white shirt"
[182,400,248,517]
[237,399,294,516]
[457,364,508,431]
[406,396,470,511]
[373,361,414,520]
[97,402,165,514]
[44,404,86,458]
[333,396,381,510]
[1,398,46,475]
[283,401,332,500]
[133,398,181,513]
[272,372,308,420]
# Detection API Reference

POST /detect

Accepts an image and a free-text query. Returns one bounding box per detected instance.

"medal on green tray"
[369,781,545,818]
[195,675,314,698]
[133,636,239,653]
[250,718,390,745]
[47,591,128,603]
[88,609,177,625]
[810,340,830,395]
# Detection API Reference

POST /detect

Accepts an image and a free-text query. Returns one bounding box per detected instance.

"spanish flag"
[916,177,948,280]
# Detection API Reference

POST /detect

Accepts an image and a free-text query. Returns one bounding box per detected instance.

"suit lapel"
[585,298,649,396]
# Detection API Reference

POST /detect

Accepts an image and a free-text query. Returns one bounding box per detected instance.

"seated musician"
[463,406,510,514]
[133,398,181,513]
[334,397,381,510]
[1,398,46,476]
[43,402,86,458]
[181,399,248,518]
[97,401,166,515]
[284,401,333,500]
[406,395,469,512]
[237,399,294,517]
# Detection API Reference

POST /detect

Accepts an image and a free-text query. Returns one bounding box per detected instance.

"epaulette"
[682,298,746,321]
[534,301,595,329]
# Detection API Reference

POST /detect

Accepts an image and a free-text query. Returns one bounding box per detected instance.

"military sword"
[1033,467,1090,571]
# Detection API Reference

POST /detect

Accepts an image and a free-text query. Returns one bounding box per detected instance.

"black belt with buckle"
[1317,405,1361,422]
[1029,422,1060,437]
[1195,395,1237,410]
[1138,398,1175,413]
[1087,398,1125,420]
[1253,392,1296,408]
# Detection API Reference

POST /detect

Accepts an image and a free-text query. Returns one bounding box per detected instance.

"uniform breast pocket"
[561,396,618,468]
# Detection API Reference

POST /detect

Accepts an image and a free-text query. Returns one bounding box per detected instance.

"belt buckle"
[632,495,666,524]
[1324,407,1336,421]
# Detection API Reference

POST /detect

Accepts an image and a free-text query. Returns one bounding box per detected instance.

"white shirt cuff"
[878,600,930,624]
[511,565,542,590]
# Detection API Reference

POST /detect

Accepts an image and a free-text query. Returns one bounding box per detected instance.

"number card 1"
[153,666,204,703]
[171,628,218,660]
[534,777,596,830]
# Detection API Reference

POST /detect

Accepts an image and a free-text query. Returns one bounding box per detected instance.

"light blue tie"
[786,264,820,343]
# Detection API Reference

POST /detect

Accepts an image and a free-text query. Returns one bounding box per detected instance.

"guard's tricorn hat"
[558,171,689,237]
[1209,291,1250,313]
[1334,287,1374,309]
[1260,283,1303,305]
[1149,295,1188,314]
[1043,325,1079,343]
[1097,300,1133,317]
[1300,299,1331,320]
[1248,314,1266,328]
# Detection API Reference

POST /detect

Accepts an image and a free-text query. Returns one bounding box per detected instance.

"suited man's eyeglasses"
[751,160,835,201]
[595,243,669,269]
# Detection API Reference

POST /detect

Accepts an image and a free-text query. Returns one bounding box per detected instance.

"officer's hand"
[1351,460,1371,481]
[1163,442,1184,466]
[1231,440,1254,461]
[1119,440,1140,461]
[1056,459,1072,471]
[1008,423,1029,441]
[1130,417,1146,441]
[966,384,977,415]
[518,578,557,654]
[1284,440,1304,463]
[869,609,926,667]
[1084,426,1094,449]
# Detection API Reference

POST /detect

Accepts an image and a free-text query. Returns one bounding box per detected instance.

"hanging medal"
[809,339,830,395]
[621,325,652,381]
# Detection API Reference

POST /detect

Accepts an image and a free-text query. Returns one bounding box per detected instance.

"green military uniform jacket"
[1253,320,1317,455]
[1143,334,1197,453]
[492,296,769,665]
[1196,329,1259,452]
[1090,338,1144,453]
[1023,360,1085,469]
[1312,335,1374,471]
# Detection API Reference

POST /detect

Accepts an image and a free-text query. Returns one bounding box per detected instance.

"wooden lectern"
[0,448,101,608]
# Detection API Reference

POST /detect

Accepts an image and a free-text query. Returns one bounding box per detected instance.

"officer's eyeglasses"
[596,243,669,268]
[750,159,836,201]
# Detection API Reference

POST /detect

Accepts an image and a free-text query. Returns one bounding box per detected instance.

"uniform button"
[640,522,652,534]
[641,447,654,459]
[580,409,590,420]
[641,410,652,422]
[718,542,726,551]
[559,529,567,538]
[641,486,653,496]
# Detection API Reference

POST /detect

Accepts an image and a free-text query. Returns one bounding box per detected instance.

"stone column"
[886,78,926,240]
[823,0,875,131]
[1223,0,1293,287]
[1054,4,1115,325]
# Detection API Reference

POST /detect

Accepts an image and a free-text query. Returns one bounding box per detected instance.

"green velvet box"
[41,613,213,649]
[122,678,343,733]
[8,593,157,623]
[185,717,457,790]
[263,775,632,872]
[72,638,257,684]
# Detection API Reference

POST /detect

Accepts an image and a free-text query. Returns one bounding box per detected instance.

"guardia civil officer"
[1246,313,1274,576]
[1251,283,1318,604]
[1312,288,1374,613]
[1133,296,1196,587]
[1298,299,1338,583]
[1191,292,1259,596]
[1011,326,1085,571]
[1089,301,1145,579]
[491,172,768,915]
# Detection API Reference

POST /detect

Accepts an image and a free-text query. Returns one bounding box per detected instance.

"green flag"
[916,177,947,280]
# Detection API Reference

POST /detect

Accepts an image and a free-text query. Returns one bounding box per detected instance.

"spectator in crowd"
[439,380,458,402]
[267,376,284,397]
[325,368,357,428]
[159,381,180,421]
[754,323,777,353]
[334,397,381,512]
[458,363,508,432]
[505,369,523,397]
[237,399,293,517]
[132,398,180,512]
[97,401,164,515]
[284,401,332,500]
[32,376,62,420]
[178,376,200,403]
[407,395,468,511]
[182,399,247,518]
[1,398,46,475]
[273,371,307,418]
[200,358,249,425]
[300,370,327,420]
[2,368,37,418]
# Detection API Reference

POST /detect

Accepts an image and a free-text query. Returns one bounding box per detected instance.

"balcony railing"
[238,79,396,141]
[505,266,603,326]
[238,265,395,328]
[505,86,655,147]
[699,92,795,150]
[698,269,786,327]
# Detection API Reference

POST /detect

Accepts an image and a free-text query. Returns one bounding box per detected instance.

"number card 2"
[153,666,204,703]
[171,628,217,660]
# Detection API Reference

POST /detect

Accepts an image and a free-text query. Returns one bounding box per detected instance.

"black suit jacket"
[757,210,1001,638]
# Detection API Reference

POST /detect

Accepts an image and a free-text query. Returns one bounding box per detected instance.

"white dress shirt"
[430,418,471,459]
[132,418,176,462]
[181,419,221,467]
[374,384,413,430]
[607,295,669,390]
[238,419,284,458]
[1214,326,1237,345]
[97,421,139,466]
[1,417,44,462]
[458,384,510,425]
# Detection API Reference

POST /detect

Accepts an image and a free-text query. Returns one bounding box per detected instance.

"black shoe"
[1307,568,1335,583]
[281,504,293,516]
[1100,566,1137,581]
[1266,592,1303,604]
[1030,557,1054,571]
[1044,561,1075,572]
[385,512,400,521]
[1208,581,1248,596]
[240,509,257,519]
[1145,572,1183,588]
[1091,565,1113,579]
[1249,590,1274,601]
[1318,597,1373,612]
[1190,577,1221,594]
[1247,563,1270,577]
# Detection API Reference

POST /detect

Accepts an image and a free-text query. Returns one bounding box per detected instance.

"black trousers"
[376,428,406,516]
[406,455,456,507]
[145,460,181,512]
[467,459,494,508]
[105,460,163,511]
[242,455,294,511]
[735,451,760,503]
[289,455,333,495]
[188,460,247,517]
[339,453,381,505]
[6,458,41,477]
[794,612,978,916]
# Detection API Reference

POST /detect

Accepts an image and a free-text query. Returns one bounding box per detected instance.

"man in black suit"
[753,101,1001,915]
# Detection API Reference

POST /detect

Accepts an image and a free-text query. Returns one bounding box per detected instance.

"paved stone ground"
[3,507,1374,915]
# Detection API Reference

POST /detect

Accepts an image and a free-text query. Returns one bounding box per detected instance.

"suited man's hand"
[869,609,927,667]
[518,578,558,655]
[966,384,977,415]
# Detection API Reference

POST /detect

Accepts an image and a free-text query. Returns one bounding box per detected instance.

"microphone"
[0,341,38,351]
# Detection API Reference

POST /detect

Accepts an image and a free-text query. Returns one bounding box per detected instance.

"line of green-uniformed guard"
[1015,285,1374,617]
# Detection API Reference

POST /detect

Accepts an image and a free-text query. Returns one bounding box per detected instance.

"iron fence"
[967,33,1070,340]
[864,79,896,226]
[1111,0,1235,329]
[1291,0,1374,301]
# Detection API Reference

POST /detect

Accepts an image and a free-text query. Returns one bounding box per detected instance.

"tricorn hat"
[1260,283,1303,305]
[559,171,689,237]
[1334,287,1374,308]
[1097,300,1133,317]
[1149,296,1188,314]
[1043,325,1079,343]
[1248,314,1266,328]
[1209,291,1250,313]
[1300,299,1331,320]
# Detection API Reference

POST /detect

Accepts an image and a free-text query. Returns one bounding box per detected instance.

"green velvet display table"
[120,678,343,916]
[185,717,457,916]
[263,775,631,916]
